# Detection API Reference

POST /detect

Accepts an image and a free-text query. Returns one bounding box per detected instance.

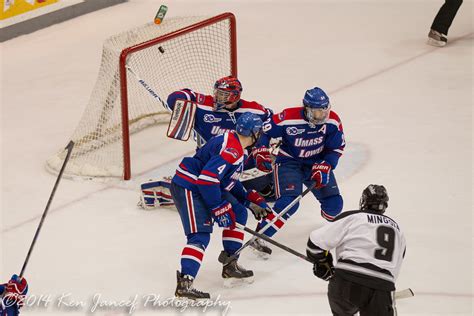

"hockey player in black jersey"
[306,184,406,316]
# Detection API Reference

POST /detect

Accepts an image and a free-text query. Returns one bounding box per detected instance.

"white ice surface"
[1,1,473,315]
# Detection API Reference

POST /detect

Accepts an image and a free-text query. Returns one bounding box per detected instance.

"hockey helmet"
[359,184,389,214]
[303,87,331,125]
[214,76,242,110]
[235,112,263,145]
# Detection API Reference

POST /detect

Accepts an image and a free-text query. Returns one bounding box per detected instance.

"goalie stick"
[126,66,197,141]
[20,141,74,278]
[125,65,171,112]
[235,223,414,301]
[224,182,318,264]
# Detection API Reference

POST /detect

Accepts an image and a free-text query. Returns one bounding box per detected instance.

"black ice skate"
[175,271,210,301]
[249,238,272,259]
[219,251,254,288]
[427,29,447,47]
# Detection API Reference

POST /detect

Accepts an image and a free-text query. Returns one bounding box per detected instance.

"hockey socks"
[222,228,244,255]
[180,233,210,278]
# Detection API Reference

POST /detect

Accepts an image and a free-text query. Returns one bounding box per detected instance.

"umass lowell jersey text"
[172,131,248,209]
[167,89,272,147]
[261,107,345,168]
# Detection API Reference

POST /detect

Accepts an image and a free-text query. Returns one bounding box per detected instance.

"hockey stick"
[235,222,311,262]
[125,65,171,112]
[19,141,74,278]
[393,288,414,300]
[227,182,317,263]
[235,223,414,300]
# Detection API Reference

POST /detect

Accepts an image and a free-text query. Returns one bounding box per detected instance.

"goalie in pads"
[138,76,275,209]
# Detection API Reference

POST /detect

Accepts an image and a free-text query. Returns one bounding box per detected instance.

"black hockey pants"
[431,0,463,35]
[327,274,394,316]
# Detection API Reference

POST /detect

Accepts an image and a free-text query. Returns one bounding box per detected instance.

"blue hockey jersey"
[261,107,345,168]
[167,89,272,147]
[172,131,248,209]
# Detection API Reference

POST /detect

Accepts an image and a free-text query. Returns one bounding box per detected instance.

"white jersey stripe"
[185,244,205,254]
[276,119,308,126]
[177,166,198,180]
[232,107,267,115]
[181,254,202,264]
[337,262,395,283]
[198,174,220,183]
[222,237,244,243]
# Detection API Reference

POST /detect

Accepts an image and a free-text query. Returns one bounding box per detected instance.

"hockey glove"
[245,190,272,220]
[311,161,332,189]
[211,201,236,229]
[3,275,28,308]
[312,251,335,281]
[252,147,273,172]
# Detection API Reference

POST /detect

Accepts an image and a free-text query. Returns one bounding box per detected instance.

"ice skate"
[219,251,254,288]
[249,238,272,259]
[427,29,447,47]
[175,271,210,301]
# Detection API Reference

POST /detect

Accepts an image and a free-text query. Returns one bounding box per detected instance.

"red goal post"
[46,13,237,180]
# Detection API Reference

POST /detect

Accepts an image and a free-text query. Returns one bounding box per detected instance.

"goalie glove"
[245,190,272,220]
[311,161,332,189]
[252,147,273,173]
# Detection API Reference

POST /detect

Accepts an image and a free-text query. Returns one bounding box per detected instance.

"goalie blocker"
[167,99,197,141]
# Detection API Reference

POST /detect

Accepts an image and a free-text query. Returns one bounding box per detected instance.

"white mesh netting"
[46,15,234,179]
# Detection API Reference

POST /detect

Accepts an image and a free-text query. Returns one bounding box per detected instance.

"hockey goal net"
[46,13,237,180]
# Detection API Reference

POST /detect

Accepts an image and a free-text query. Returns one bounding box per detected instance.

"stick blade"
[394,288,414,300]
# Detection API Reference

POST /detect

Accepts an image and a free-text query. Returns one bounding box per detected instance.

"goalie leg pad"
[138,178,175,209]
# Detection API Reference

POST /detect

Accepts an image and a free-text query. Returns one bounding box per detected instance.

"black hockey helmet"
[359,184,389,214]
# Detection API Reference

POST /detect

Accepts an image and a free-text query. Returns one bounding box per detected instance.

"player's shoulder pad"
[326,110,343,131]
[273,106,305,125]
[219,131,244,165]
[331,210,364,221]
[238,100,270,116]
[333,209,400,226]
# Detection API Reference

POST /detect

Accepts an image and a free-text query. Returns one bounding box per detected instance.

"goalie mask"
[359,184,389,214]
[303,87,331,125]
[213,76,242,111]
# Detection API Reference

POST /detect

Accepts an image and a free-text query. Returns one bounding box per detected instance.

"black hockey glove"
[247,202,271,220]
[245,190,272,220]
[312,251,335,281]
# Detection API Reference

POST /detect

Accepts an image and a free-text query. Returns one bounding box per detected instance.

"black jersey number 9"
[374,226,395,262]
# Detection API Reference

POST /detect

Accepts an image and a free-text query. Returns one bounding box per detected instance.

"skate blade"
[174,296,211,303]
[427,38,446,47]
[249,246,271,260]
[223,276,255,288]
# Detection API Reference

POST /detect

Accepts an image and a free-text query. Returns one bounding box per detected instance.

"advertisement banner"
[1,0,59,20]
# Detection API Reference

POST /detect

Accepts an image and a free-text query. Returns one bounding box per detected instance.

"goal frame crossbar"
[119,12,237,180]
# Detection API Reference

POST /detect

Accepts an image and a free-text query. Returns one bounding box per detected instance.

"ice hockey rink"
[1,0,472,315]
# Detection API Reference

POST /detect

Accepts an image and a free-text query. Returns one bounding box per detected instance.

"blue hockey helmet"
[213,76,242,110]
[303,87,331,125]
[235,112,263,143]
